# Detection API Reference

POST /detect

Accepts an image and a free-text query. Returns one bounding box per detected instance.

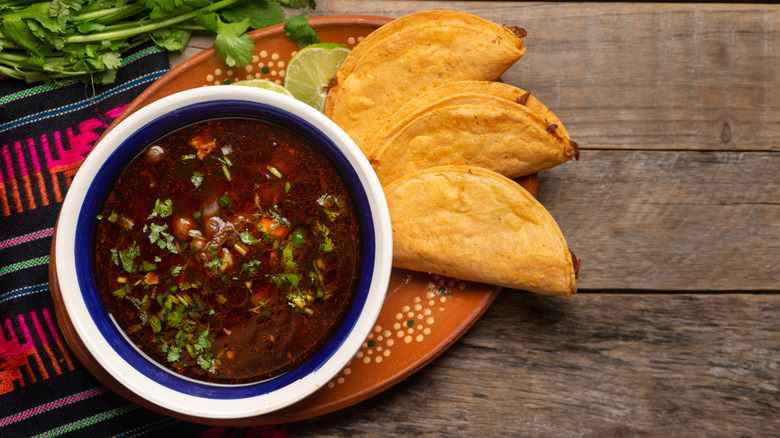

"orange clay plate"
[50,15,537,426]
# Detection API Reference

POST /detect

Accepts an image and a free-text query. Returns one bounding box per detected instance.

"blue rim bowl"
[53,86,392,420]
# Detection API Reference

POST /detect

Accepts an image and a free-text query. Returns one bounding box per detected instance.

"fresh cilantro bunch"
[0,0,319,84]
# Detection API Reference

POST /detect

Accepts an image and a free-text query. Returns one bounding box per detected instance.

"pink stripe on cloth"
[41,308,62,343]
[0,386,110,427]
[14,141,28,177]
[0,228,54,249]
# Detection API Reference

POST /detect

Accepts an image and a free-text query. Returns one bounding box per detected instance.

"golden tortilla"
[367,92,578,185]
[325,10,526,153]
[384,165,577,296]
[366,80,572,147]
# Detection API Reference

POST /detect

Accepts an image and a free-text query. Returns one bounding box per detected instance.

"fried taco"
[384,165,578,296]
[367,80,573,147]
[367,92,579,185]
[325,10,527,152]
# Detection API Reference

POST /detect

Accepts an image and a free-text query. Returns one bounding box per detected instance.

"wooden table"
[175,2,779,435]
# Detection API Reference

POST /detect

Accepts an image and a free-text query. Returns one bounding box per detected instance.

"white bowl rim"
[54,86,392,419]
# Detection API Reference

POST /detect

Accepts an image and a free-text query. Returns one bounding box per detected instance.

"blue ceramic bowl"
[53,86,392,420]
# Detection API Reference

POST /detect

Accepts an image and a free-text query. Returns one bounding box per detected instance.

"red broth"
[93,118,362,384]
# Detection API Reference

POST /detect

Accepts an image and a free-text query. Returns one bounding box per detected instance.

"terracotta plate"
[50,15,537,425]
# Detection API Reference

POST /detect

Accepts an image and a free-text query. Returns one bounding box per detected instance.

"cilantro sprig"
[0,0,319,84]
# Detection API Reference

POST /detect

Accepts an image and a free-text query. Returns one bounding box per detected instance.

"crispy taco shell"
[368,93,578,185]
[326,10,526,152]
[384,165,577,296]
[367,80,572,147]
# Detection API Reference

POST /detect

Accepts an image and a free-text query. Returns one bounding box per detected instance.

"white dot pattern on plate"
[206,51,289,85]
[325,276,461,390]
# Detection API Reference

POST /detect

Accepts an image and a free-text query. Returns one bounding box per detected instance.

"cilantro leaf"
[319,236,334,252]
[167,346,181,362]
[240,231,261,246]
[221,0,284,29]
[191,171,204,188]
[219,194,232,208]
[118,243,140,273]
[213,17,255,67]
[279,0,317,8]
[148,198,173,220]
[0,0,316,84]
[284,12,319,48]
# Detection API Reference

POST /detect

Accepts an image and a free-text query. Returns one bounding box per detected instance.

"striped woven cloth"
[0,43,287,438]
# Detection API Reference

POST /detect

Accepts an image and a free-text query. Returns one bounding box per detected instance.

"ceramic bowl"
[50,85,392,421]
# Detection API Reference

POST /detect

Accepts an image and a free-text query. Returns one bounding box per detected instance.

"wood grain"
[536,150,780,290]
[284,292,780,437]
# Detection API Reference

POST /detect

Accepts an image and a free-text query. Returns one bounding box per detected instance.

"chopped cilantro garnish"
[167,346,182,363]
[205,258,223,273]
[148,198,173,220]
[240,231,261,246]
[191,171,204,188]
[148,223,178,254]
[242,259,262,275]
[149,316,162,333]
[286,273,300,288]
[117,243,140,273]
[219,195,232,208]
[113,285,128,299]
[319,236,334,252]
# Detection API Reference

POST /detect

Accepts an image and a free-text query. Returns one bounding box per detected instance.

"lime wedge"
[232,79,293,97]
[284,43,351,112]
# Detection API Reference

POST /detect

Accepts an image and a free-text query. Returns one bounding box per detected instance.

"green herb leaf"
[284,11,319,48]
[113,286,128,299]
[167,346,181,363]
[194,328,211,351]
[286,273,300,288]
[222,0,284,30]
[149,316,162,333]
[148,198,173,220]
[240,231,261,246]
[319,236,334,252]
[219,195,232,208]
[191,171,204,188]
[279,0,317,8]
[118,243,140,273]
[212,17,254,67]
[242,259,262,275]
[148,223,167,244]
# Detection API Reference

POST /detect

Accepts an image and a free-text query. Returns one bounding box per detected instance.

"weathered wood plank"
[536,149,780,290]
[306,1,780,152]
[284,292,780,437]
